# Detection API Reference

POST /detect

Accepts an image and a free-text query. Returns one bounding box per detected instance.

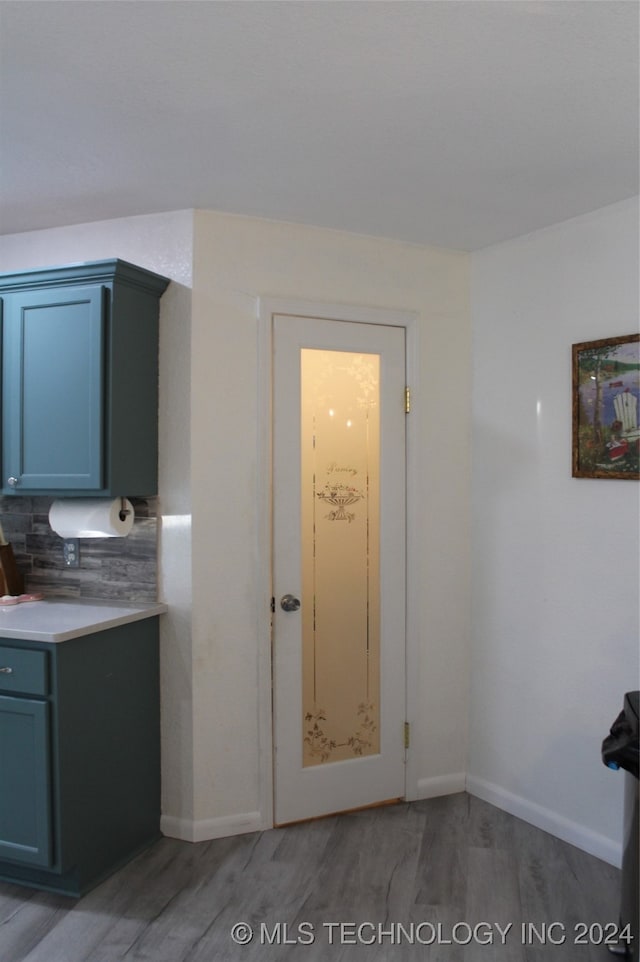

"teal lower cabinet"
[0,696,52,867]
[0,618,160,897]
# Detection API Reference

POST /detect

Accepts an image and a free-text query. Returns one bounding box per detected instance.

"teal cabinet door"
[0,259,169,497]
[2,285,105,492]
[0,695,52,867]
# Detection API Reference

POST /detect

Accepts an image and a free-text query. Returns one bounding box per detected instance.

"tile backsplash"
[0,496,158,602]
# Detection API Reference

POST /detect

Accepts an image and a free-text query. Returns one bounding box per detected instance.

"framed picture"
[572,333,640,479]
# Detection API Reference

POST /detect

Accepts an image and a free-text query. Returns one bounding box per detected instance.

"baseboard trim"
[161,811,263,843]
[416,772,466,799]
[162,777,622,867]
[466,774,622,868]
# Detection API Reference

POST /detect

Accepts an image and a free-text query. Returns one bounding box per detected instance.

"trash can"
[602,691,639,961]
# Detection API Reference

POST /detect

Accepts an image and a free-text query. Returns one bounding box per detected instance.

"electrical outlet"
[63,539,80,567]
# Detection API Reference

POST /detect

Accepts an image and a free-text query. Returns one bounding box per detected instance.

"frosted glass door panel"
[301,350,380,766]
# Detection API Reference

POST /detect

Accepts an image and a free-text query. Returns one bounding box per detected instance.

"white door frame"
[256,297,421,829]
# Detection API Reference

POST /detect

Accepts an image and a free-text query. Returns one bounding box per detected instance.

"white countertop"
[0,598,167,643]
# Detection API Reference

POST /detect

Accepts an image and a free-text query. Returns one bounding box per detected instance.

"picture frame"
[572,333,640,479]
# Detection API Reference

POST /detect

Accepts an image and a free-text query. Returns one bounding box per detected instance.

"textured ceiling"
[1,0,638,250]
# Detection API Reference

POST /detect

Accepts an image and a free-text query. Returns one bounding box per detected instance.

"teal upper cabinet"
[0,260,170,496]
[3,285,105,491]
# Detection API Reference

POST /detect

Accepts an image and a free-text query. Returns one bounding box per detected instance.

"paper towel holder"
[49,497,136,539]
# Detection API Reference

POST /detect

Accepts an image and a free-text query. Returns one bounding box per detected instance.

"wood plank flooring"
[0,794,623,962]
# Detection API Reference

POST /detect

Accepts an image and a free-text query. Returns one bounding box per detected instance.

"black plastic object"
[602,692,639,778]
[602,691,639,962]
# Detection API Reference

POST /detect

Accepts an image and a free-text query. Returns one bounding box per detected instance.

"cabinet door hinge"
[404,721,410,749]
[270,597,276,614]
[405,386,411,414]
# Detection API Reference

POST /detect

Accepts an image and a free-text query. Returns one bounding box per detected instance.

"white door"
[272,312,406,825]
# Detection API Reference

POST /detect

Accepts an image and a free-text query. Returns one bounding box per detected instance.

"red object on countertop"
[0,592,45,606]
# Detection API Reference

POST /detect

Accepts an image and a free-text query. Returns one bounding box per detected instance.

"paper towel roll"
[49,498,135,539]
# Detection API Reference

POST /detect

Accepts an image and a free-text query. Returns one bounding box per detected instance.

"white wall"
[188,211,472,833]
[0,211,196,824]
[469,197,640,865]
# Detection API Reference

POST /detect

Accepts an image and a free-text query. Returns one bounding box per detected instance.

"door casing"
[256,297,421,829]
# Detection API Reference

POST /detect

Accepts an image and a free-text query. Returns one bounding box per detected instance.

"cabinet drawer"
[0,647,48,696]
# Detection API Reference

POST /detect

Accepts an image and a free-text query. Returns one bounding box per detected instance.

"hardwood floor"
[0,794,623,962]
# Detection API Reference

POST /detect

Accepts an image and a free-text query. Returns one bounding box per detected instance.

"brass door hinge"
[404,721,410,749]
[405,387,411,414]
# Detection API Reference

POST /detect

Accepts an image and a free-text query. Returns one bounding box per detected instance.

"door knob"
[280,594,301,612]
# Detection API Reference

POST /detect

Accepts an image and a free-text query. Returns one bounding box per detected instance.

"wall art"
[572,333,640,479]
